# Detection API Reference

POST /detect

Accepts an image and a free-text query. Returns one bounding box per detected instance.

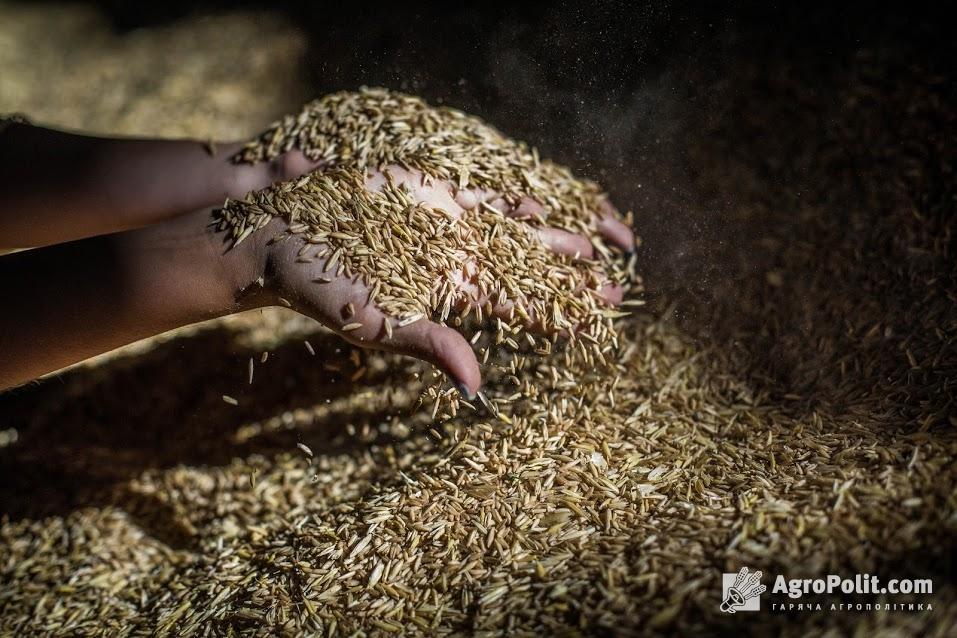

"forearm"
[0,209,268,390]
[0,123,302,248]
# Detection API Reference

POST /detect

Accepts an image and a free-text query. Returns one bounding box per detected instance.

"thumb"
[380,318,481,399]
[226,149,321,200]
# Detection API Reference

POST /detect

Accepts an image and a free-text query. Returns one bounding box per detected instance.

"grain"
[398,314,424,327]
[215,89,636,419]
[217,88,629,334]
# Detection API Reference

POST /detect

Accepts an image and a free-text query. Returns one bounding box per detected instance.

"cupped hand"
[252,166,635,397]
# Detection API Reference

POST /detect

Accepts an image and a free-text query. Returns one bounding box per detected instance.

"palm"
[260,165,634,396]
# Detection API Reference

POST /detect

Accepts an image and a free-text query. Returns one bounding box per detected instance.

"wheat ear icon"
[720,567,766,613]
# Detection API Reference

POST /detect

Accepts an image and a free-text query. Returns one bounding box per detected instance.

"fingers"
[600,282,624,305]
[536,227,595,258]
[454,188,544,221]
[453,185,496,210]
[457,185,634,255]
[453,268,622,342]
[320,306,483,398]
[366,166,465,217]
[269,232,481,396]
[510,196,547,220]
[519,195,633,255]
[271,150,323,182]
[376,317,482,398]
[597,198,636,252]
[227,149,321,200]
[455,188,595,260]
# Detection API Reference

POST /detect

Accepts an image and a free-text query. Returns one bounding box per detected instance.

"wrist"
[234,236,279,312]
[120,208,271,320]
[208,212,276,312]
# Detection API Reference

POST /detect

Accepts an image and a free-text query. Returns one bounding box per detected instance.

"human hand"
[244,165,636,397]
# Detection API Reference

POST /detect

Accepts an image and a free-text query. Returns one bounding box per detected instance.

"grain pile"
[1,4,956,637]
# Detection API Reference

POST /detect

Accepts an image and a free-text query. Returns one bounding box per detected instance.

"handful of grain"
[215,88,638,403]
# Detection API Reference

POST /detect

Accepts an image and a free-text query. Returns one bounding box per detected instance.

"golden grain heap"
[215,89,635,380]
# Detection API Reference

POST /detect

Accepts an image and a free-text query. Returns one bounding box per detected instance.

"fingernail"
[455,382,477,401]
